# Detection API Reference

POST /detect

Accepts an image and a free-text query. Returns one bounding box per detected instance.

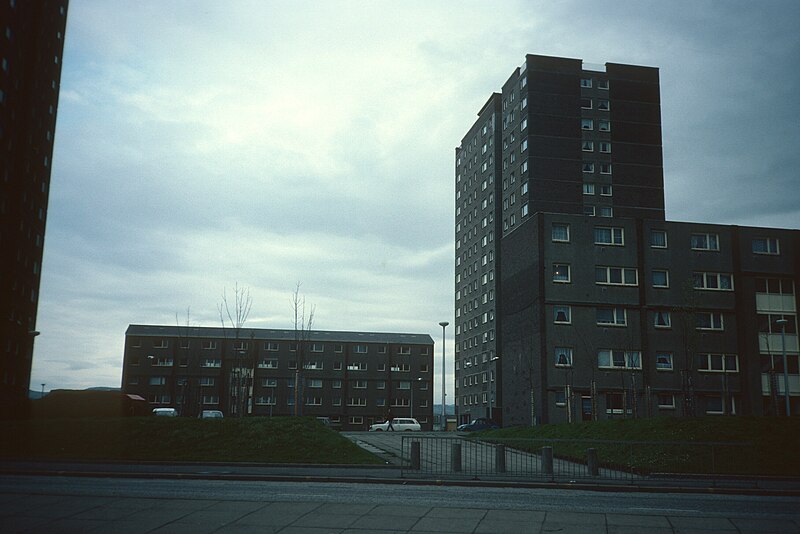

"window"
[582,141,594,152]
[652,270,669,288]
[353,380,367,389]
[554,305,571,324]
[354,345,368,353]
[202,395,219,405]
[650,230,667,248]
[596,307,626,326]
[262,378,277,387]
[398,381,411,390]
[310,343,324,352]
[233,341,248,351]
[595,266,638,286]
[594,227,624,245]
[697,353,738,373]
[398,346,411,355]
[599,142,611,153]
[605,393,626,414]
[376,380,386,389]
[599,163,612,174]
[303,361,323,370]
[691,233,720,251]
[583,205,596,216]
[555,347,573,367]
[202,340,217,350]
[752,237,780,255]
[265,342,279,351]
[258,359,278,369]
[598,350,641,369]
[201,359,221,368]
[758,313,797,334]
[598,120,611,132]
[693,272,733,291]
[656,352,673,371]
[347,362,367,371]
[583,183,595,195]
[149,376,166,386]
[599,185,612,196]
[654,310,671,328]
[308,379,323,388]
[154,357,173,367]
[378,345,387,354]
[582,162,595,173]
[755,277,795,295]
[553,264,571,283]
[522,203,529,217]
[520,138,528,152]
[657,394,675,409]
[598,206,613,218]
[696,312,724,330]
[598,99,610,111]
[256,396,275,405]
[555,391,566,406]
[391,363,410,372]
[598,79,609,90]
[347,398,367,406]
[581,97,592,109]
[552,223,570,242]
[179,340,190,349]
[349,416,363,425]
[580,78,592,88]
[581,118,593,130]
[152,339,168,349]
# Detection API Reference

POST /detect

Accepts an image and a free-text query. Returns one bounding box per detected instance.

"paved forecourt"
[3,491,799,533]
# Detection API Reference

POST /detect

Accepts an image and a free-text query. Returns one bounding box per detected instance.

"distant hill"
[29,386,120,399]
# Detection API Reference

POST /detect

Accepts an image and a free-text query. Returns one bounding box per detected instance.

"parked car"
[368,418,421,432]
[457,418,499,432]
[199,410,224,419]
[152,408,177,417]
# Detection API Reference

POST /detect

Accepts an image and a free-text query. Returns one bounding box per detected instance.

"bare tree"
[291,282,315,416]
[218,284,254,417]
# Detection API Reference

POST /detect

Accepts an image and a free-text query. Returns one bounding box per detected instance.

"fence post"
[451,442,462,472]
[411,441,420,470]
[495,444,506,473]
[587,448,599,477]
[541,446,553,476]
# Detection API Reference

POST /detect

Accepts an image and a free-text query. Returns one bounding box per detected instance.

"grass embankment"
[474,417,800,476]
[0,416,383,464]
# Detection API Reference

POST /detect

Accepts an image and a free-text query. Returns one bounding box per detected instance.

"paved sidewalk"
[3,491,799,533]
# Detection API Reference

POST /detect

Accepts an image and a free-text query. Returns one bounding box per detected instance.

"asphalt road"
[3,475,799,520]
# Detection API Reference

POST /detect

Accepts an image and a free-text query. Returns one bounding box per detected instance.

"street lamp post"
[776,318,790,416]
[40,383,45,398]
[411,377,423,420]
[439,321,449,431]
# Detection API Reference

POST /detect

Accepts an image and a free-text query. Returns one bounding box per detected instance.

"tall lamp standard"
[438,321,449,431]
[776,318,790,416]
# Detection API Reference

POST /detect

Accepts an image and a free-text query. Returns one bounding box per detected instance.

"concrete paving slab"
[292,512,359,528]
[540,521,607,534]
[667,516,737,530]
[350,512,422,531]
[231,509,310,527]
[730,517,800,532]
[314,503,377,515]
[412,516,482,532]
[150,521,221,534]
[606,513,672,527]
[425,506,487,519]
[278,527,348,534]
[608,527,674,534]
[0,514,53,533]
[544,510,606,524]
[203,500,268,514]
[40,517,106,532]
[173,509,252,527]
[474,520,540,534]
[482,509,546,523]
[370,504,431,517]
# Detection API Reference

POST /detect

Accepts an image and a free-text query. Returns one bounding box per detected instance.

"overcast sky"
[33,0,800,395]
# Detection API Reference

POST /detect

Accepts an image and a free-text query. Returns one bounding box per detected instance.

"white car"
[152,408,177,417]
[200,410,224,419]
[369,418,421,432]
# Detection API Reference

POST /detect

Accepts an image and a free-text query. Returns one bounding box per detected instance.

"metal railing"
[400,435,752,483]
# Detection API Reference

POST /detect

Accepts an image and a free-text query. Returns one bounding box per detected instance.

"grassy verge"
[472,416,800,476]
[0,416,383,464]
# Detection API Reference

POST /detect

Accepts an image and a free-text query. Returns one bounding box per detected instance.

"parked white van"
[152,408,177,417]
